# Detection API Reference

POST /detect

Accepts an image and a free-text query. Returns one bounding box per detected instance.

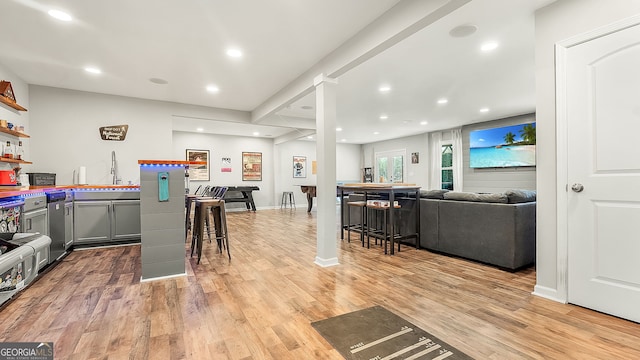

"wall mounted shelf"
[0,157,31,165]
[0,127,29,138]
[0,96,27,112]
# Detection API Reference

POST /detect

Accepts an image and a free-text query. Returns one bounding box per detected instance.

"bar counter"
[0,185,140,198]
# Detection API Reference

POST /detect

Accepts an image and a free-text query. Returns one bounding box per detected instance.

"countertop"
[0,185,140,199]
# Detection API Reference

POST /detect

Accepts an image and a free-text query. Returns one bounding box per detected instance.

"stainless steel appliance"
[46,190,66,262]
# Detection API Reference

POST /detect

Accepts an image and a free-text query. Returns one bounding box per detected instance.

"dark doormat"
[311,306,473,360]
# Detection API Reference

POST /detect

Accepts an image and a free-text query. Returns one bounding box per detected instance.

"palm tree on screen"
[504,132,516,145]
[519,123,536,145]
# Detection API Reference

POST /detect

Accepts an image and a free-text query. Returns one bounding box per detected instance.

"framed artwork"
[411,152,420,164]
[293,156,306,178]
[312,160,317,175]
[242,152,262,181]
[221,157,232,172]
[186,149,210,181]
[364,167,373,183]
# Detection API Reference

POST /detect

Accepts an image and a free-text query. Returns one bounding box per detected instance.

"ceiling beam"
[250,0,471,124]
[273,129,316,145]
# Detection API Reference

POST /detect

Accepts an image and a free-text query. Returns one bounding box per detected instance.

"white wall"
[462,113,537,193]
[274,140,361,208]
[535,0,640,300]
[29,86,173,185]
[362,133,429,188]
[172,131,274,209]
[28,85,250,186]
[0,63,29,172]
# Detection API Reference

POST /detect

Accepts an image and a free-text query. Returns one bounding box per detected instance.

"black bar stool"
[346,201,368,247]
[367,201,401,254]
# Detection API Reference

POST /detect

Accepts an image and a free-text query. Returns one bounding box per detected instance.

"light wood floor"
[1,208,639,359]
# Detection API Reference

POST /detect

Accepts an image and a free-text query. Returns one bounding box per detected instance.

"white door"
[565,21,640,322]
[375,150,405,183]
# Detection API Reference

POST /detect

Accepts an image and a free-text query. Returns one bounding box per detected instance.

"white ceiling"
[0,0,555,144]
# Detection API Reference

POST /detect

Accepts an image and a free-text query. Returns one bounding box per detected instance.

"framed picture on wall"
[221,157,232,172]
[293,156,306,178]
[411,152,419,164]
[242,152,262,181]
[186,149,210,181]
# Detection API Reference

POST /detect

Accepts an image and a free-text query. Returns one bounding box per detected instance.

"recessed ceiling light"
[379,86,391,93]
[253,132,260,136]
[379,115,388,120]
[206,85,219,93]
[437,98,448,104]
[481,42,499,52]
[226,48,243,58]
[48,9,72,22]
[373,131,380,135]
[420,121,428,125]
[449,24,477,38]
[307,136,313,139]
[84,67,101,75]
[341,139,346,142]
[480,107,490,113]
[196,128,204,132]
[149,78,168,85]
[336,127,342,132]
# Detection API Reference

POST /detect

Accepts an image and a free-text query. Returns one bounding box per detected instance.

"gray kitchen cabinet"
[73,190,140,246]
[22,208,48,236]
[111,200,141,240]
[74,201,111,244]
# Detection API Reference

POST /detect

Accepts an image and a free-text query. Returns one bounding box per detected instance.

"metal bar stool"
[346,201,368,247]
[185,194,199,240]
[280,191,296,208]
[191,198,230,264]
[367,202,401,254]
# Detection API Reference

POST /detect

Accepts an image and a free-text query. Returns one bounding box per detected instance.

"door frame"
[555,13,640,303]
[374,149,407,183]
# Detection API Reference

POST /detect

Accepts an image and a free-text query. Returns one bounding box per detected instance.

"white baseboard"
[140,272,187,283]
[314,256,339,267]
[532,285,567,303]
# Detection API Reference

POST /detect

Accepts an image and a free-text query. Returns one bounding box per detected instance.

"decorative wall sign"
[242,152,262,181]
[99,125,129,141]
[312,160,317,175]
[221,157,232,172]
[0,81,27,111]
[293,156,306,178]
[186,149,210,181]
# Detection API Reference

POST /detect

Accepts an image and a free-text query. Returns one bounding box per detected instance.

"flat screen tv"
[469,122,536,168]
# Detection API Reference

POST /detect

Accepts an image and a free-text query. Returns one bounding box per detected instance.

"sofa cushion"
[505,189,537,203]
[419,189,449,199]
[443,191,508,203]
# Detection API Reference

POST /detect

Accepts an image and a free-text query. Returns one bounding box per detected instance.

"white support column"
[313,74,339,267]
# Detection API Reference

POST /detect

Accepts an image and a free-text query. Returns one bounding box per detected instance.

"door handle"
[571,183,584,192]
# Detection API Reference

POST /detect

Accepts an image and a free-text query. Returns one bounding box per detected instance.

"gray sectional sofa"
[418,189,536,271]
[345,189,536,271]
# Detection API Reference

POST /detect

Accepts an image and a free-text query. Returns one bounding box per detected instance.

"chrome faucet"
[111,150,117,185]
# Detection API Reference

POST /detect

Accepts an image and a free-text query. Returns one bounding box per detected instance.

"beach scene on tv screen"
[469,122,536,168]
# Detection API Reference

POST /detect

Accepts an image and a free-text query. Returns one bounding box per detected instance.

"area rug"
[311,306,473,360]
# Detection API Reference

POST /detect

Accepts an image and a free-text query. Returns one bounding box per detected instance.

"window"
[441,144,453,190]
[375,150,405,183]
